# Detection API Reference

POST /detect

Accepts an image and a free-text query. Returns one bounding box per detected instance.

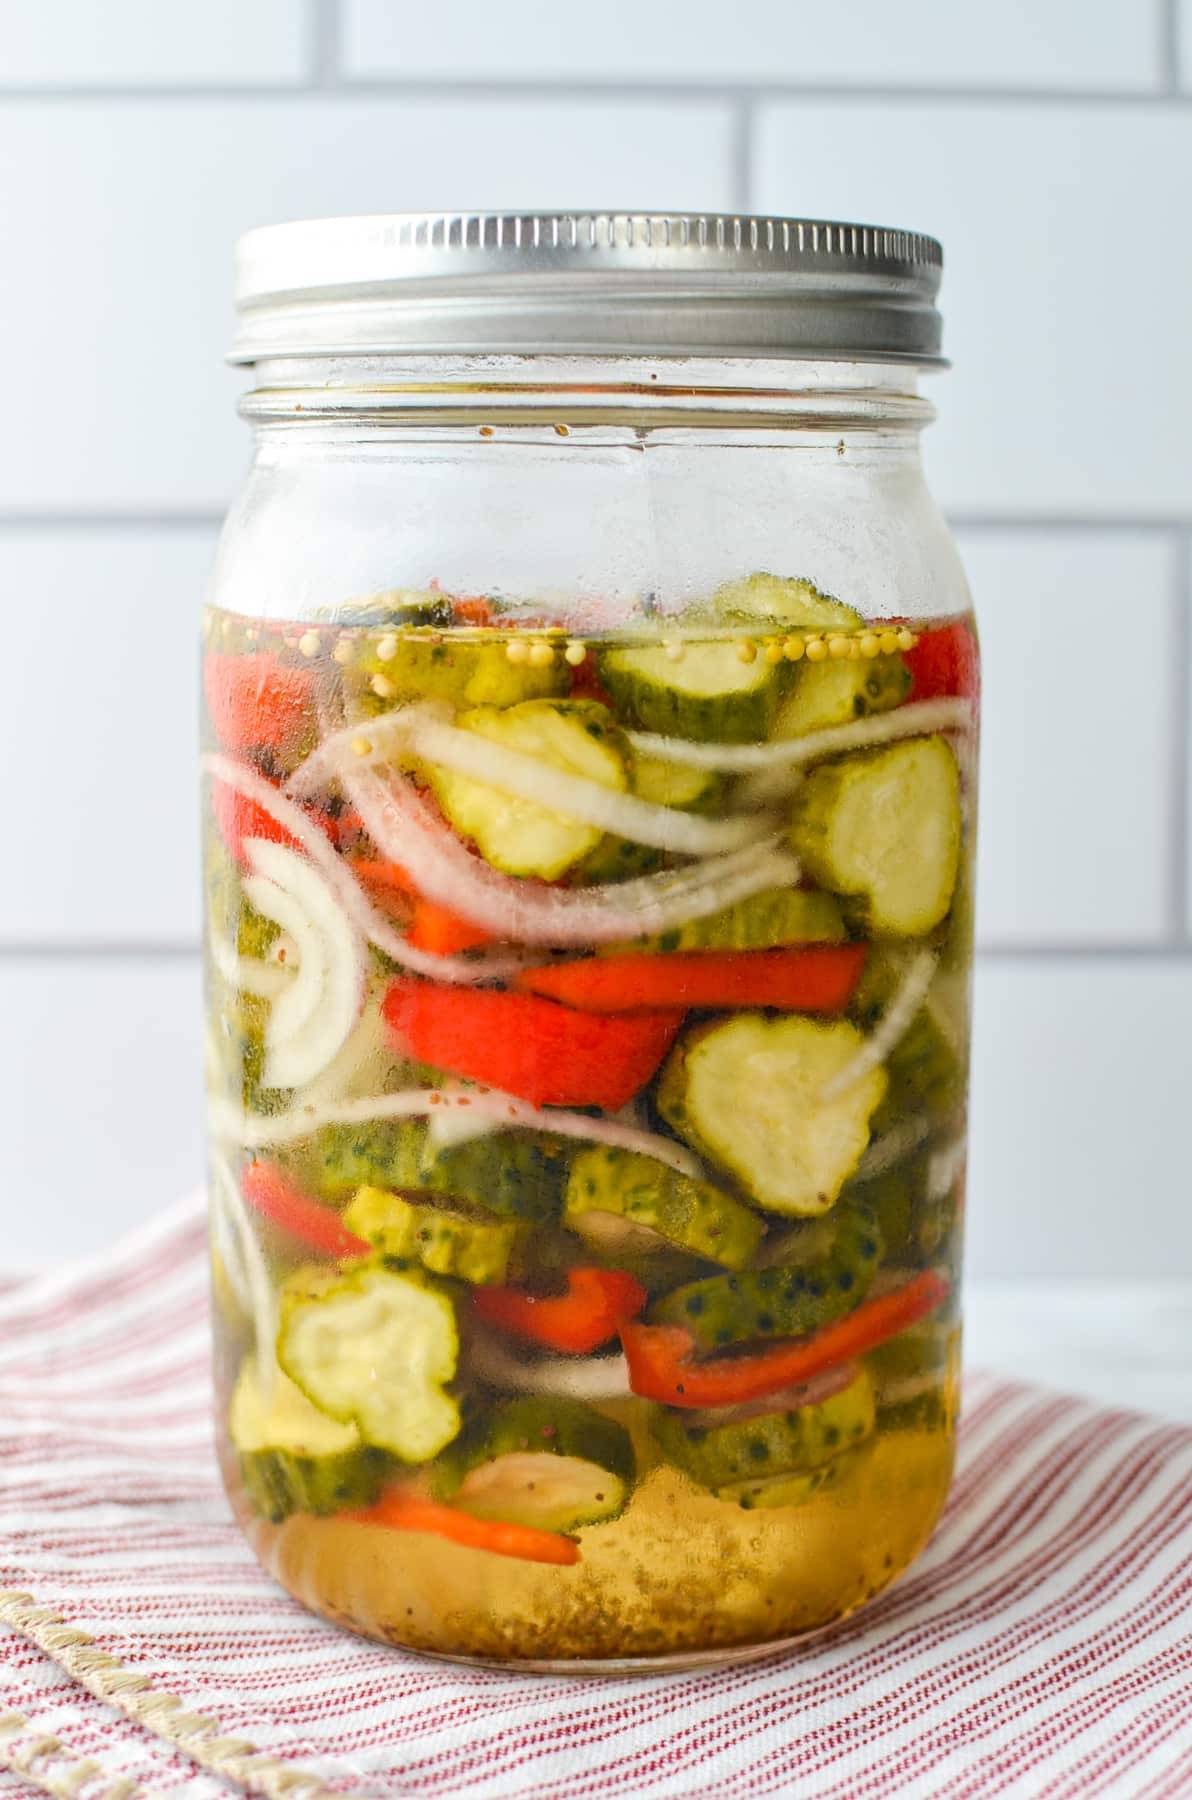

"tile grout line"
[730,95,754,212]
[0,511,225,531]
[0,512,1189,536]
[308,0,342,89]
[1170,528,1191,943]
[1160,0,1182,92]
[0,79,1185,107]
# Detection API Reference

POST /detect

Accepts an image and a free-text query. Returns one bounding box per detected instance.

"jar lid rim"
[230,210,945,367]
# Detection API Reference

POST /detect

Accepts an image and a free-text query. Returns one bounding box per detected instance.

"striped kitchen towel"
[0,1198,1189,1800]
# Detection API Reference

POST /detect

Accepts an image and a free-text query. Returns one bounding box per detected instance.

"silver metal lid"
[231,211,944,368]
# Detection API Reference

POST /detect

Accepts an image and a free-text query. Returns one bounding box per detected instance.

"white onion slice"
[470,1333,633,1401]
[626,697,973,774]
[853,1116,930,1183]
[241,872,327,1054]
[202,752,529,987]
[926,1133,968,1203]
[820,948,938,1103]
[207,1082,707,1180]
[319,704,773,857]
[342,759,801,948]
[210,1153,279,1393]
[240,838,365,1091]
[206,926,292,1000]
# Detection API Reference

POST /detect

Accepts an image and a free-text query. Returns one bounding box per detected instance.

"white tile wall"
[1,0,1189,1278]
[967,960,1192,1279]
[343,0,1161,93]
[0,99,734,511]
[0,528,215,945]
[0,1,308,87]
[957,529,1180,947]
[0,957,202,1266]
[753,100,1192,519]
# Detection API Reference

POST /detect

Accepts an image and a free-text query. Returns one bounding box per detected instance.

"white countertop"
[966,1281,1192,1424]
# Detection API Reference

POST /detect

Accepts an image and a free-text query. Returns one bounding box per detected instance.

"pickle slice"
[629,749,722,812]
[229,1355,387,1522]
[852,952,965,1136]
[564,1146,765,1272]
[653,1370,876,1494]
[342,1186,526,1286]
[303,1119,567,1224]
[790,736,962,938]
[348,629,566,713]
[712,573,863,632]
[433,1396,635,1531]
[657,1014,887,1217]
[648,1201,883,1352]
[773,652,909,739]
[610,886,846,955]
[278,1263,461,1463]
[720,1445,868,1511]
[598,641,783,744]
[426,699,629,879]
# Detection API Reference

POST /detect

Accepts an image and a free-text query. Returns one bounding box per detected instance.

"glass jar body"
[203,357,976,1670]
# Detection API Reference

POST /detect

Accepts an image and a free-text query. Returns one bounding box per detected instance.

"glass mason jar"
[204,213,978,1672]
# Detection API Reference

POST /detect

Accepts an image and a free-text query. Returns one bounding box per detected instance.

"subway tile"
[0,956,202,1263]
[0,0,307,87]
[753,101,1192,518]
[0,528,214,945]
[343,0,1161,92]
[956,529,1177,947]
[966,958,1192,1279]
[0,98,734,512]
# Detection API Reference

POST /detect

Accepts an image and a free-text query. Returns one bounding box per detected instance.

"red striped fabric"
[0,1198,1189,1800]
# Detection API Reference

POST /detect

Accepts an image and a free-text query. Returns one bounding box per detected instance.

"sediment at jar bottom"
[223,1421,955,1664]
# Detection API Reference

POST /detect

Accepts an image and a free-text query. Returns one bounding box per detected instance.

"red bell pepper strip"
[203,651,316,755]
[620,1269,950,1409]
[449,596,495,627]
[515,944,867,1016]
[351,860,495,955]
[241,1161,369,1259]
[904,620,980,704]
[211,778,301,868]
[472,1268,647,1355]
[211,775,350,870]
[344,1491,580,1565]
[381,979,685,1110]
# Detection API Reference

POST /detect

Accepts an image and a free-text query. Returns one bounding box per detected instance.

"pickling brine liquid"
[204,574,976,1669]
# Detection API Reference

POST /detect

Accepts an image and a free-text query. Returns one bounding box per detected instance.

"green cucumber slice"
[653,1370,876,1493]
[852,952,966,1136]
[301,1119,566,1224]
[598,642,783,744]
[790,736,962,938]
[229,1355,387,1522]
[773,653,909,739]
[846,1152,959,1266]
[648,1200,882,1352]
[564,1146,765,1271]
[342,1186,525,1286]
[348,629,566,714]
[426,699,629,879]
[720,1445,868,1510]
[278,1263,460,1463]
[610,885,846,955]
[878,1384,953,1434]
[433,1396,635,1530]
[657,1014,887,1217]
[629,750,722,812]
[712,573,863,632]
